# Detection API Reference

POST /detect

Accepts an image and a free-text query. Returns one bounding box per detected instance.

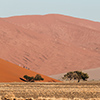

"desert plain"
[0,82,100,100]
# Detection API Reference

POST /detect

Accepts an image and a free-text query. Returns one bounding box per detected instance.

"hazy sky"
[0,0,100,22]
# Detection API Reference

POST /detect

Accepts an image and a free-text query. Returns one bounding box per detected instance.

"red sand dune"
[0,58,60,82]
[0,14,100,75]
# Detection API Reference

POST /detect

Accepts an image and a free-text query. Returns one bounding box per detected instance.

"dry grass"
[0,81,100,100]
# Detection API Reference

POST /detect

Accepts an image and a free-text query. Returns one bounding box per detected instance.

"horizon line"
[0,13,100,23]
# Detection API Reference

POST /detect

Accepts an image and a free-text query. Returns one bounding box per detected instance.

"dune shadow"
[19,77,26,82]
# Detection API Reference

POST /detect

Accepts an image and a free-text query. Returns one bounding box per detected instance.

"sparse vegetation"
[23,74,44,82]
[0,82,100,99]
[62,71,89,82]
[34,74,44,81]
[23,75,34,82]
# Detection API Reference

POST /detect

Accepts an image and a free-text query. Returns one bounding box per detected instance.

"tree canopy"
[34,74,44,81]
[23,74,44,82]
[62,71,89,82]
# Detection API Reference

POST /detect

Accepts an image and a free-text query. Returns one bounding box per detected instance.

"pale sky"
[0,0,100,22]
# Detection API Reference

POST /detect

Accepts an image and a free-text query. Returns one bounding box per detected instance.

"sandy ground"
[83,67,100,80]
[0,58,60,82]
[49,67,100,81]
[0,82,100,100]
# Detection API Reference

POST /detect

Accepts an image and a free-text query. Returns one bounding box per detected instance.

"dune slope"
[0,58,60,82]
[0,14,100,75]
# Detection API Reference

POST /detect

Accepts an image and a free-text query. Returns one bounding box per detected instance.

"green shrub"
[23,74,44,82]
[34,74,44,81]
[23,75,34,82]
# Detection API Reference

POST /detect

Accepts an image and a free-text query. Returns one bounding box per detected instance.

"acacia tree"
[23,75,34,82]
[34,74,44,81]
[23,74,44,82]
[28,76,34,82]
[23,75,29,81]
[62,71,89,82]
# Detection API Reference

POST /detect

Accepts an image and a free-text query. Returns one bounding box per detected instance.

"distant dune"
[49,67,100,81]
[0,58,60,82]
[83,67,100,80]
[0,14,100,75]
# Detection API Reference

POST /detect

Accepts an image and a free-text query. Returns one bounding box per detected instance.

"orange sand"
[0,58,60,82]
